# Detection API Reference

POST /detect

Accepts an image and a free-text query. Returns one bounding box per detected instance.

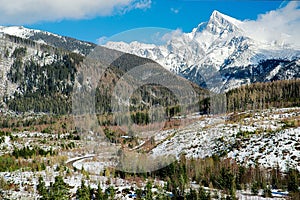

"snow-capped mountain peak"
[105,10,300,93]
[205,10,243,36]
[189,11,243,40]
[210,10,242,26]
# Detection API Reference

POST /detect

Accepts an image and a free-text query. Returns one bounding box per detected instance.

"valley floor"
[0,107,299,199]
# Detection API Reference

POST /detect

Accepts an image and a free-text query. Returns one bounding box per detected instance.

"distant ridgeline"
[1,34,299,118]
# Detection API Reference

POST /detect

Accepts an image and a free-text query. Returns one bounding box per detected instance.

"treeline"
[0,115,58,129]
[0,155,48,172]
[104,79,300,123]
[129,105,180,125]
[226,79,300,112]
[12,146,55,159]
[5,34,37,48]
[115,155,300,199]
[37,176,69,200]
[199,79,300,114]
[76,180,117,200]
[38,176,120,200]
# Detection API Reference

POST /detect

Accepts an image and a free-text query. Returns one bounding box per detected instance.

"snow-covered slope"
[105,10,300,92]
[0,32,70,108]
[0,26,39,38]
[150,107,300,172]
[0,26,96,55]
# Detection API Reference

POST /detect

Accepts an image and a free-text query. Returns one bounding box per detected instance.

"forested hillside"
[226,79,300,112]
[0,33,206,119]
[0,34,83,114]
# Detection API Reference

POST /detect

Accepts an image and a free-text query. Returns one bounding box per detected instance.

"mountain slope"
[0,26,96,55]
[0,30,206,115]
[150,107,300,172]
[105,10,300,92]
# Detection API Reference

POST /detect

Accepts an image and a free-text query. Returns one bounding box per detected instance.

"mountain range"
[105,10,300,92]
[0,10,299,114]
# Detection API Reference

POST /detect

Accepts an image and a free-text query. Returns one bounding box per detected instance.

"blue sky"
[0,0,289,43]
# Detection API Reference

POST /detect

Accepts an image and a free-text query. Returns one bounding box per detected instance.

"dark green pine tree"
[105,186,115,200]
[50,175,69,200]
[186,188,198,200]
[262,186,272,198]
[198,187,210,200]
[96,183,105,200]
[37,176,48,200]
[145,181,153,200]
[251,181,259,195]
[287,169,299,192]
[76,180,90,200]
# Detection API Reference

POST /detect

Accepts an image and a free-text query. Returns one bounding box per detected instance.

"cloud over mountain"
[241,1,300,47]
[0,0,151,24]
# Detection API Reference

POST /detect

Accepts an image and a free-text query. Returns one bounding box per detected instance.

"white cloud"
[121,0,151,14]
[97,36,108,45]
[171,8,179,14]
[241,1,300,47]
[161,28,183,42]
[133,0,152,9]
[0,0,152,25]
